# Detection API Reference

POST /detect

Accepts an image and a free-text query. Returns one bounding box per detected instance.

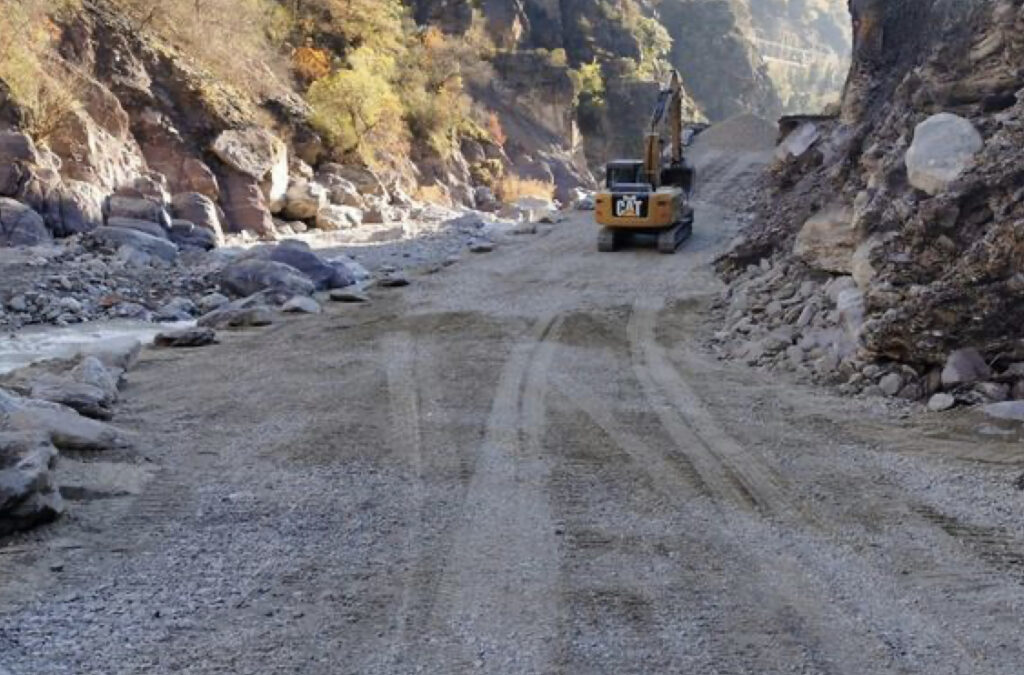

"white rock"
[837,288,865,340]
[282,180,328,221]
[982,401,1024,422]
[927,393,956,412]
[776,122,821,160]
[879,373,904,397]
[906,113,983,196]
[316,205,363,231]
[941,348,991,388]
[281,296,322,314]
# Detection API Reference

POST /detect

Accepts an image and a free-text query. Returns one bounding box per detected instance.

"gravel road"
[2,141,1024,674]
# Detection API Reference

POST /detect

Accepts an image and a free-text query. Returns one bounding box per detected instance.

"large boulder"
[181,158,220,200]
[793,205,857,274]
[106,217,169,239]
[47,107,146,191]
[906,113,984,196]
[106,194,170,227]
[171,192,224,244]
[941,348,991,388]
[0,131,39,164]
[282,180,328,221]
[0,389,130,452]
[50,181,105,236]
[197,295,276,330]
[0,198,51,247]
[319,173,365,208]
[316,205,363,231]
[211,127,288,210]
[0,432,64,536]
[90,226,179,262]
[264,241,355,291]
[220,259,316,299]
[776,121,822,160]
[219,171,277,239]
[30,375,115,420]
[319,163,387,198]
[169,220,218,250]
[982,401,1024,423]
[71,357,120,404]
[154,327,218,348]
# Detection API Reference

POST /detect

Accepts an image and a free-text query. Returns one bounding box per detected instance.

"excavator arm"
[644,70,685,187]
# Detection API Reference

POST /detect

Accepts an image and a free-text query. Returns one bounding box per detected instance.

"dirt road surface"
[3,139,1024,674]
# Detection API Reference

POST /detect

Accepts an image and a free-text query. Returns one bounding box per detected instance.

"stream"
[0,320,193,375]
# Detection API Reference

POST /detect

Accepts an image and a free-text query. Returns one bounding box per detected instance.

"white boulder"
[906,113,983,196]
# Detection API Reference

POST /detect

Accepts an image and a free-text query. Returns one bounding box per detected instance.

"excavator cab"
[605,161,648,190]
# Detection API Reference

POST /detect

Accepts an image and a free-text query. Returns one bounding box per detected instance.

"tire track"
[548,377,707,501]
[382,331,425,667]
[425,315,563,672]
[626,296,992,670]
[628,296,790,514]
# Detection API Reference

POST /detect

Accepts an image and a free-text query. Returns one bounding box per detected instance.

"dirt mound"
[692,113,778,153]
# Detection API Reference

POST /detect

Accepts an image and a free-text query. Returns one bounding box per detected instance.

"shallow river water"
[0,320,192,375]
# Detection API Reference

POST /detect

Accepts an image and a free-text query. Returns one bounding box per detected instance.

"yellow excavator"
[595,70,696,254]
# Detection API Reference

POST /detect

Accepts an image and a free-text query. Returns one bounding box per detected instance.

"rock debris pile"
[714,1,1024,411]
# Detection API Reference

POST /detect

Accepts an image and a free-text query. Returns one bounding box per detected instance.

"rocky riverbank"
[0,190,573,536]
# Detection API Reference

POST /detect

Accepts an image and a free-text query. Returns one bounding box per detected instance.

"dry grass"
[114,0,291,98]
[414,184,452,207]
[495,176,555,204]
[0,0,82,139]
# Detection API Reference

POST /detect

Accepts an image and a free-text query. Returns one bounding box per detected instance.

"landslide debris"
[714,0,1024,406]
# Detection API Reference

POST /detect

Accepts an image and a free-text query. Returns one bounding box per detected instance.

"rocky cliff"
[715,0,1024,405]
[659,0,850,121]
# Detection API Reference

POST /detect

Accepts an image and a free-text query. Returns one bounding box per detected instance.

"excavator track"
[598,227,619,252]
[657,220,693,254]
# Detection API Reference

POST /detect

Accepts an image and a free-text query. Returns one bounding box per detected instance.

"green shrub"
[307,46,408,162]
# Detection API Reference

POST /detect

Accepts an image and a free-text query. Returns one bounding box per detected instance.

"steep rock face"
[722,0,1024,371]
[661,0,782,121]
[746,0,852,112]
